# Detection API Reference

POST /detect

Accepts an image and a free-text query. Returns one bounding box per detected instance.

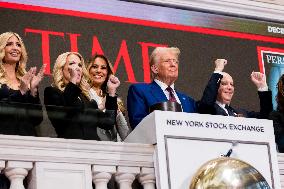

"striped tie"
[166,86,177,102]
[225,105,235,116]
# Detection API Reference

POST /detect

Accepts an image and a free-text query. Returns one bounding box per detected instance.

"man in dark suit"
[198,59,272,118]
[127,47,196,129]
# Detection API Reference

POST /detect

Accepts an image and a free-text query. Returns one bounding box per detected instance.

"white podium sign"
[125,111,281,189]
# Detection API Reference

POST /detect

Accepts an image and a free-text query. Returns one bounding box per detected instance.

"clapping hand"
[19,64,46,96]
[107,75,120,97]
[19,67,35,95]
[214,59,227,72]
[30,64,46,97]
[251,71,268,89]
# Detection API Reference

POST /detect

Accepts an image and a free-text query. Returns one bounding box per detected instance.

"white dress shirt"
[154,79,181,104]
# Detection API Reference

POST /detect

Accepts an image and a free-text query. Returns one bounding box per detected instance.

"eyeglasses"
[162,59,179,64]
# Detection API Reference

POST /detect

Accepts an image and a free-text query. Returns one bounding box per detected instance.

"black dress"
[44,82,117,140]
[0,84,43,136]
[0,84,43,189]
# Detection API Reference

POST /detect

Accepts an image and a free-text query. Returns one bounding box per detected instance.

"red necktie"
[166,86,177,102]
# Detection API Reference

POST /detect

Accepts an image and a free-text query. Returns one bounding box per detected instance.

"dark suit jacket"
[127,81,196,129]
[44,82,117,140]
[269,110,284,152]
[198,73,272,119]
[0,84,42,136]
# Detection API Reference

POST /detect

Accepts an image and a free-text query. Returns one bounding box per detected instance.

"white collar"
[154,79,175,91]
[216,100,228,108]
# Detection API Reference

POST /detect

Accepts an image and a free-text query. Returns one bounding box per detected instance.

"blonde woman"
[0,32,44,136]
[87,54,130,141]
[44,52,120,140]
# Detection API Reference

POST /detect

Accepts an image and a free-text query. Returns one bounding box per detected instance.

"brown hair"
[87,54,114,94]
[87,54,126,113]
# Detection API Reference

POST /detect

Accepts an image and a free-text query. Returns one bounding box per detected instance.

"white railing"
[0,135,155,189]
[1,134,284,189]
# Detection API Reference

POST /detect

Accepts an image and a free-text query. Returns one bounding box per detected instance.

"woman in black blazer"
[44,52,120,140]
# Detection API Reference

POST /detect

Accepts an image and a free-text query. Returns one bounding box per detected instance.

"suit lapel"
[230,106,239,114]
[177,92,187,112]
[229,106,245,117]
[149,81,167,102]
[214,104,228,116]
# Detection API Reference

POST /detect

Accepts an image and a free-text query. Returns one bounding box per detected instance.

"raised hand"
[250,71,268,89]
[107,75,120,96]
[68,64,82,85]
[19,67,35,95]
[214,59,227,72]
[30,64,46,96]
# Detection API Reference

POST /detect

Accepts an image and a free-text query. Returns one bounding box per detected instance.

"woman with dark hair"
[87,54,130,141]
[270,74,284,153]
[44,52,120,140]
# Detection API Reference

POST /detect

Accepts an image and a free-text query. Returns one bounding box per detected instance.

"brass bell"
[189,157,271,189]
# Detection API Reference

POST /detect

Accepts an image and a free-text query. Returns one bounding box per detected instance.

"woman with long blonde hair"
[44,52,120,140]
[0,32,44,136]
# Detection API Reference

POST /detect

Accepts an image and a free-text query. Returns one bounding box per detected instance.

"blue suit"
[127,81,196,129]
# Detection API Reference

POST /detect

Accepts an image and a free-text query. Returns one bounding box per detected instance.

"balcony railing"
[1,134,284,189]
[0,134,155,189]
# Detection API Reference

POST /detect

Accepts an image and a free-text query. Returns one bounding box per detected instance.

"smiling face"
[151,49,179,86]
[4,35,22,64]
[217,73,234,104]
[63,53,83,84]
[89,57,109,88]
